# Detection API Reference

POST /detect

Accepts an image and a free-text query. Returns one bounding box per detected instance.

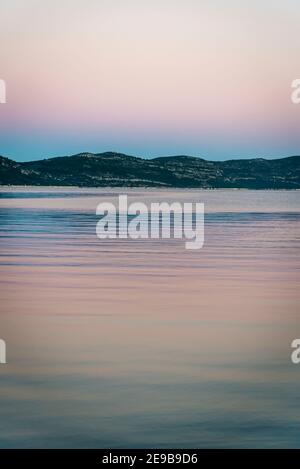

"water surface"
[0,188,299,448]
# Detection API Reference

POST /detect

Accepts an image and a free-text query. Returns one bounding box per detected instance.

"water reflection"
[0,189,299,448]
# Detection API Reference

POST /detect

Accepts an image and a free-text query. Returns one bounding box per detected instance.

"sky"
[0,0,299,161]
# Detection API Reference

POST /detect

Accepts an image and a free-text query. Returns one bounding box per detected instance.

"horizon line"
[1,151,300,164]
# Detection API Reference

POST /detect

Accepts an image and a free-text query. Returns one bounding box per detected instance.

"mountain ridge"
[0,152,299,189]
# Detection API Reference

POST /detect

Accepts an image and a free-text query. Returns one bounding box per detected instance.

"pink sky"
[0,0,299,160]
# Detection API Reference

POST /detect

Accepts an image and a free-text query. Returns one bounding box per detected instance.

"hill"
[0,152,299,189]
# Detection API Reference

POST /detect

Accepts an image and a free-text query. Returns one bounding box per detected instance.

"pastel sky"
[0,0,299,161]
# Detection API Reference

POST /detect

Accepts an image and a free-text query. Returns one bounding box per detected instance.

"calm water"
[0,188,299,448]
